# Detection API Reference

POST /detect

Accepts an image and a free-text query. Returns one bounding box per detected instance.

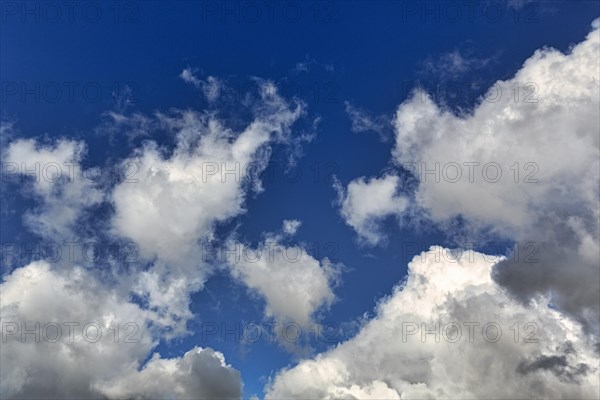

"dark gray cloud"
[517,354,591,384]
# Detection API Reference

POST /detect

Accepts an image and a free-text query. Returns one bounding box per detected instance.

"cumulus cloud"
[112,83,302,264]
[266,247,600,399]
[226,226,342,329]
[335,174,408,245]
[1,79,307,397]
[337,19,600,330]
[0,261,242,399]
[392,20,600,330]
[3,138,103,239]
[111,82,304,330]
[318,21,600,398]
[94,347,241,399]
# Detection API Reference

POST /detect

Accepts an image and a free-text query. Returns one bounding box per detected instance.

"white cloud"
[292,55,334,74]
[112,83,302,264]
[336,20,600,329]
[227,234,341,329]
[315,22,600,397]
[422,48,494,80]
[335,174,408,245]
[110,83,304,330]
[202,76,222,102]
[3,139,103,239]
[97,110,153,144]
[2,82,305,335]
[266,247,600,399]
[1,79,307,397]
[282,219,302,236]
[94,347,241,399]
[180,68,223,102]
[180,67,202,87]
[392,20,600,329]
[344,101,391,141]
[0,261,242,399]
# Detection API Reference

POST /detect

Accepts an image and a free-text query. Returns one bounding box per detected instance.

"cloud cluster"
[337,19,600,331]
[0,261,242,399]
[111,82,304,332]
[313,18,600,399]
[3,14,599,400]
[393,20,600,330]
[1,80,305,398]
[266,247,600,399]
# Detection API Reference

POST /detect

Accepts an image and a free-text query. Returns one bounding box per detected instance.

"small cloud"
[180,68,222,102]
[292,55,334,74]
[111,84,138,113]
[180,67,202,87]
[282,219,302,236]
[422,48,497,80]
[335,174,408,246]
[344,101,391,142]
[293,61,310,73]
[202,76,222,102]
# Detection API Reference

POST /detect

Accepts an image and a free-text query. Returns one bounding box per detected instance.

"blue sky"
[1,1,600,399]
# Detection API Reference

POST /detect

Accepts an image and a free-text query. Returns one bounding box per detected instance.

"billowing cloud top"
[337,18,600,333]
[266,248,599,399]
